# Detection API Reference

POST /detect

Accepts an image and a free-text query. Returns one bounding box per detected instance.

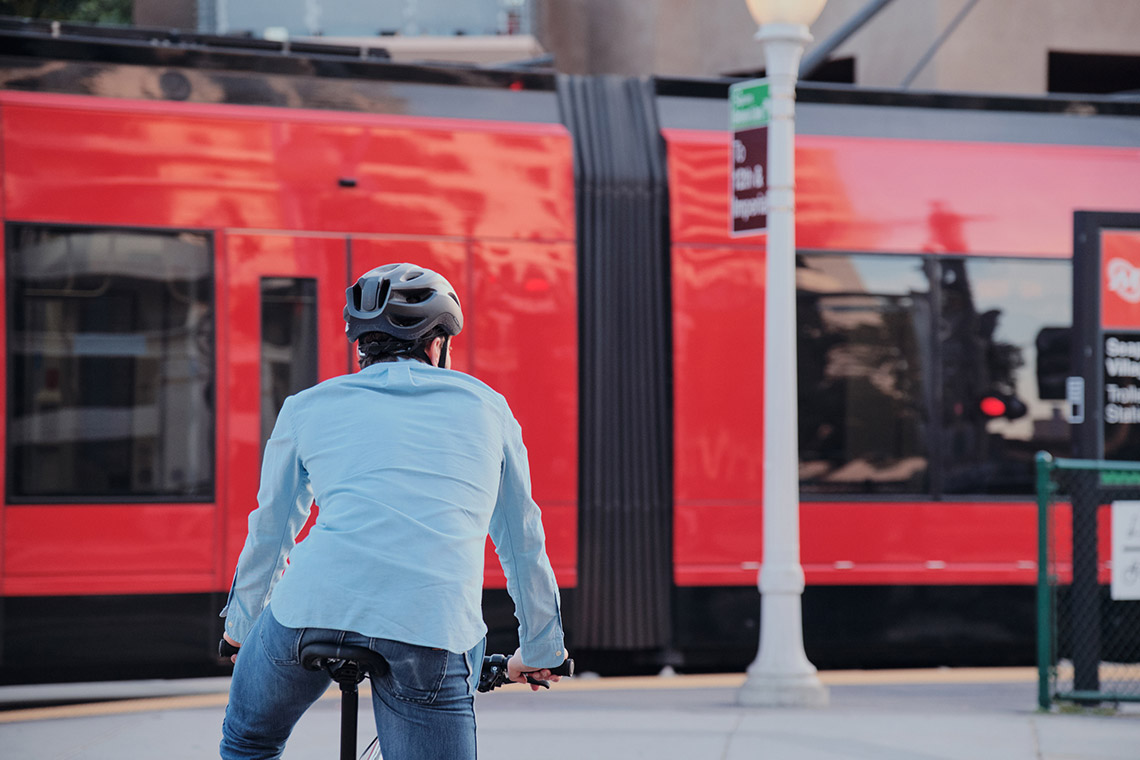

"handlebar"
[219,636,573,694]
[477,653,575,693]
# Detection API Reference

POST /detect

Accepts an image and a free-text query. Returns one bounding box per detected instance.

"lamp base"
[737,671,830,707]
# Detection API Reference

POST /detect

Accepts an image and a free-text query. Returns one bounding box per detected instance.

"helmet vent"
[402,288,433,304]
[374,278,391,312]
[390,313,426,327]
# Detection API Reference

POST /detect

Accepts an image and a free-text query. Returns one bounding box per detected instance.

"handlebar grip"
[547,658,575,677]
[522,657,574,689]
[218,638,240,661]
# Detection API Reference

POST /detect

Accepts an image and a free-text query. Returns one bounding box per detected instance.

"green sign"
[730,79,771,131]
[730,78,769,236]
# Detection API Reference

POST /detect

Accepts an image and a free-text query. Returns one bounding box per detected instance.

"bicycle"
[300,642,575,760]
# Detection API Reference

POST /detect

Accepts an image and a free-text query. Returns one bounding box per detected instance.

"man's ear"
[428,336,445,367]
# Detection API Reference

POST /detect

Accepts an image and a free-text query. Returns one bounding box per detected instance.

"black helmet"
[344,263,463,343]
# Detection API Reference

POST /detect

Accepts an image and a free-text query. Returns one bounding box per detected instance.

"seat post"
[336,670,360,760]
[328,660,362,760]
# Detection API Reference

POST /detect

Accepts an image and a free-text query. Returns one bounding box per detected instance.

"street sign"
[729,79,770,236]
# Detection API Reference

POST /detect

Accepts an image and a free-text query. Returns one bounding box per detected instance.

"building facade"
[533,0,1140,95]
[132,1,1140,95]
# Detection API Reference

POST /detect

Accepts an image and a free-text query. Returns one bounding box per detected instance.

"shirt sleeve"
[219,395,314,643]
[487,413,566,668]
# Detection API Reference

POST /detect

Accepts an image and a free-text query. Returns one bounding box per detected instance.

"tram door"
[220,232,348,581]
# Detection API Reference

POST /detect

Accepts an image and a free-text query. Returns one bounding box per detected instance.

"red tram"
[1,20,1138,683]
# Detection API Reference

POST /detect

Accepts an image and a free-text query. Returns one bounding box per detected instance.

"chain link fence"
[1036,453,1140,708]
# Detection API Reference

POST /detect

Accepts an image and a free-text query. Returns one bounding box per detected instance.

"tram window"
[260,277,318,457]
[797,254,930,494]
[6,225,214,501]
[939,258,1070,495]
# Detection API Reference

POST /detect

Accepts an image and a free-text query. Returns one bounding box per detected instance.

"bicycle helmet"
[344,263,463,343]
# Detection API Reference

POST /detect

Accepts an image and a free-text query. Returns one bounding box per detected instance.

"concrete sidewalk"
[2,668,1138,759]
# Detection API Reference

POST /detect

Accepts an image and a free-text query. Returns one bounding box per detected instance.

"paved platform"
[2,668,1138,759]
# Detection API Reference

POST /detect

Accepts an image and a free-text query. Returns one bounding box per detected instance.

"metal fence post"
[1071,468,1102,700]
[1035,451,1054,710]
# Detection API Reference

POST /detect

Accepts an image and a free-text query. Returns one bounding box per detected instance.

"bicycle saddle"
[300,642,390,684]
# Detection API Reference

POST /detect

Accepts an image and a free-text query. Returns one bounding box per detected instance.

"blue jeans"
[220,606,484,760]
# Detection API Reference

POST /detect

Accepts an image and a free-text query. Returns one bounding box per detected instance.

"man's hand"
[220,632,241,664]
[506,647,565,692]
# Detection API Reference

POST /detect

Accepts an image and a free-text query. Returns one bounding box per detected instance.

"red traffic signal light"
[978,394,1027,420]
[979,396,1006,417]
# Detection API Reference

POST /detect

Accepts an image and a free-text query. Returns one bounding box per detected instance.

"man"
[218,263,566,760]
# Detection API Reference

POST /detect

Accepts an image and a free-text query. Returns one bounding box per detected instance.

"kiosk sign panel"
[729,79,769,236]
[1067,213,1140,698]
[1072,215,1140,460]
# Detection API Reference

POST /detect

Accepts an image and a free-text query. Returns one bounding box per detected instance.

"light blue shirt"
[221,359,565,668]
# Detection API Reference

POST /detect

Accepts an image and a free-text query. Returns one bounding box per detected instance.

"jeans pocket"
[378,640,449,705]
[259,609,304,666]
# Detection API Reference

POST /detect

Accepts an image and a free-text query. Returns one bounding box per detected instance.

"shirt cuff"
[520,635,567,669]
[219,605,255,645]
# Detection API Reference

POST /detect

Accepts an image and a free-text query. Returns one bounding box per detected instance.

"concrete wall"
[532,0,766,77]
[534,0,1140,94]
[133,0,197,30]
[927,0,1140,94]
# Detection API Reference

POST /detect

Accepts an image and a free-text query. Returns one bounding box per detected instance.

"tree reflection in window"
[7,225,214,500]
[940,258,1070,494]
[797,254,930,494]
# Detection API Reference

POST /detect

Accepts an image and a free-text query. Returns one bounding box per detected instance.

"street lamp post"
[738,0,829,708]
